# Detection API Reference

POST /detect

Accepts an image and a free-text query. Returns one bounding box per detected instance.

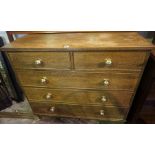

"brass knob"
[105,58,112,65]
[101,96,107,102]
[15,109,19,113]
[100,110,104,116]
[41,77,47,84]
[50,106,55,112]
[103,79,110,86]
[46,93,52,99]
[64,44,70,48]
[34,59,42,65]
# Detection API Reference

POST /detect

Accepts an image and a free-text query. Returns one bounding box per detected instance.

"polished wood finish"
[30,102,128,121]
[15,70,140,90]
[8,52,71,69]
[2,32,153,51]
[23,87,133,107]
[6,31,62,42]
[8,51,147,71]
[1,32,154,122]
[74,51,147,70]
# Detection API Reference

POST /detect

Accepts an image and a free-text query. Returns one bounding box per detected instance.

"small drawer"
[31,103,85,118]
[74,51,147,70]
[82,105,128,120]
[16,70,139,90]
[24,87,133,107]
[8,52,70,69]
[30,103,127,120]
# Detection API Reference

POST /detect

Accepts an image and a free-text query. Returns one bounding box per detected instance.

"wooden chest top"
[1,32,153,51]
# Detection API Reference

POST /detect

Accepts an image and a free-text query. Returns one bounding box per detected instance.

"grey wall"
[0,31,9,44]
[138,31,154,38]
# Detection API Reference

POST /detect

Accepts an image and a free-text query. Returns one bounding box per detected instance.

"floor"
[0,117,99,124]
[0,99,99,124]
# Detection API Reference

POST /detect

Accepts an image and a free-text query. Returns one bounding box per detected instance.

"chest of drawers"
[1,32,153,122]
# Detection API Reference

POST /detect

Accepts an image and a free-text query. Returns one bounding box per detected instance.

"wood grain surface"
[30,102,128,121]
[23,87,133,107]
[14,70,140,90]
[1,32,154,51]
[1,32,153,121]
[74,51,147,70]
[8,52,71,69]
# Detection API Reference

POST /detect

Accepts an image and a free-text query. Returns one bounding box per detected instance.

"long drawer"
[30,102,128,120]
[24,87,133,107]
[15,70,139,90]
[74,51,147,70]
[8,52,71,69]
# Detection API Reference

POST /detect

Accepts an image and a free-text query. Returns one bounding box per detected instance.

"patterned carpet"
[0,117,99,124]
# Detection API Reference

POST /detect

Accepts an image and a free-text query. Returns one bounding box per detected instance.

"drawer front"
[31,103,85,118]
[74,51,147,70]
[8,52,70,69]
[16,70,139,90]
[24,87,133,107]
[30,103,127,120]
[81,105,128,120]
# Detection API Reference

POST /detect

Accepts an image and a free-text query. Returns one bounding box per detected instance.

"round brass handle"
[100,110,104,116]
[105,58,112,65]
[103,79,110,86]
[64,44,70,48]
[15,109,19,113]
[50,106,55,112]
[34,59,42,65]
[41,77,47,84]
[46,93,52,99]
[101,96,107,102]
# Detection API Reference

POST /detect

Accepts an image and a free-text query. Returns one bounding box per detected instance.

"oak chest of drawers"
[1,32,154,122]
